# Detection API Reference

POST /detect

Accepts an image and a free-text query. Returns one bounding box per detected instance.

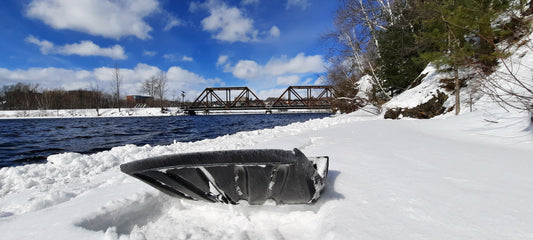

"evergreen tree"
[376,1,428,96]
[414,0,511,114]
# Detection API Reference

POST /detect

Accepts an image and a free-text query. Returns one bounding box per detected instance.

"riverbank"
[0,108,180,119]
[0,107,333,119]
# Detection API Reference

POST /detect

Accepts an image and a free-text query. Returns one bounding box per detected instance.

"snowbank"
[0,108,180,119]
[0,107,332,119]
[1,102,532,239]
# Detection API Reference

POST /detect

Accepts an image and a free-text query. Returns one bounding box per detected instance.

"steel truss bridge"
[186,86,335,114]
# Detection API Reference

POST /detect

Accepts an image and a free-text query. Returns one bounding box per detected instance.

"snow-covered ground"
[0,107,331,119]
[0,107,179,119]
[1,100,532,239]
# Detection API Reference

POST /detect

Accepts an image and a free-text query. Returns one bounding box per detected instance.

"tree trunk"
[454,67,460,115]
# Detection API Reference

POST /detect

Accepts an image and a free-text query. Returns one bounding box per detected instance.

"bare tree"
[180,91,186,107]
[155,70,168,111]
[111,62,123,112]
[90,79,102,116]
[326,0,395,103]
[141,75,158,98]
[481,37,533,113]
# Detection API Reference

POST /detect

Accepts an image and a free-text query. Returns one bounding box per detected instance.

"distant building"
[127,95,153,105]
[264,97,279,106]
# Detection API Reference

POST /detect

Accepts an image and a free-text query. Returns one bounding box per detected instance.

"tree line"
[0,81,186,112]
[1,63,189,112]
[327,0,533,113]
[0,82,115,111]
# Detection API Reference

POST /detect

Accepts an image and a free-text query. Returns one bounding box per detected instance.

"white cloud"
[26,36,126,59]
[216,55,229,67]
[163,17,182,31]
[201,1,258,42]
[0,64,222,98]
[189,2,201,12]
[163,54,194,62]
[0,67,94,91]
[57,41,126,59]
[25,35,54,54]
[143,50,157,57]
[196,0,277,43]
[241,0,259,5]
[276,75,300,85]
[286,0,309,10]
[232,60,261,79]
[256,88,285,100]
[163,54,178,62]
[269,25,281,38]
[182,56,194,62]
[25,0,158,40]
[167,66,220,90]
[264,53,325,76]
[314,76,327,85]
[231,53,326,80]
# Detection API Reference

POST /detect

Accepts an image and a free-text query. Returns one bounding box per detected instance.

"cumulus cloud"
[286,0,309,10]
[276,75,300,85]
[263,53,325,76]
[57,41,126,59]
[0,64,222,99]
[230,53,326,81]
[256,88,286,100]
[25,0,158,40]
[167,66,221,90]
[0,67,94,91]
[25,36,127,59]
[196,0,277,43]
[233,60,261,79]
[201,1,257,42]
[269,26,281,38]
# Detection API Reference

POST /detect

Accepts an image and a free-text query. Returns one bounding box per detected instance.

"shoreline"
[0,108,333,119]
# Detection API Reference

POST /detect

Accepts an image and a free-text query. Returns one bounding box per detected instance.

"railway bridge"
[185,85,335,115]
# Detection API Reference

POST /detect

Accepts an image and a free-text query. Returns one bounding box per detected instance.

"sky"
[0,0,338,100]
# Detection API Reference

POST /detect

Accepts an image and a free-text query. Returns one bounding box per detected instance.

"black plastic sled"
[120,148,329,205]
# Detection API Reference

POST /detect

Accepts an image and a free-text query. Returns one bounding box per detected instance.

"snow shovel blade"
[120,148,328,205]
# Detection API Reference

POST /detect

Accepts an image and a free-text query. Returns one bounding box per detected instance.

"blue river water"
[0,113,331,167]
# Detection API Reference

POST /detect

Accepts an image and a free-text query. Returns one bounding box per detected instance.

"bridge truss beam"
[188,87,266,110]
[271,85,335,109]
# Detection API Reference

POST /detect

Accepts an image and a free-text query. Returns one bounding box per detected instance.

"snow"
[0,107,331,119]
[0,108,179,119]
[1,103,532,239]
[1,31,532,240]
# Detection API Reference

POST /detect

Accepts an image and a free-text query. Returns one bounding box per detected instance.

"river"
[0,113,331,167]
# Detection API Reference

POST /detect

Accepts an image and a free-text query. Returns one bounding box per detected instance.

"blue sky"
[0,0,338,100]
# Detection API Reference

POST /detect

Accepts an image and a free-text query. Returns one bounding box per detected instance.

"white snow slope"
[1,34,532,240]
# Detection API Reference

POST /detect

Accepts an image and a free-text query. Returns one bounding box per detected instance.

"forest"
[326,0,533,114]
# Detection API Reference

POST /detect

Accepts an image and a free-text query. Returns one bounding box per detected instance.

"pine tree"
[376,1,428,96]
[415,0,511,115]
